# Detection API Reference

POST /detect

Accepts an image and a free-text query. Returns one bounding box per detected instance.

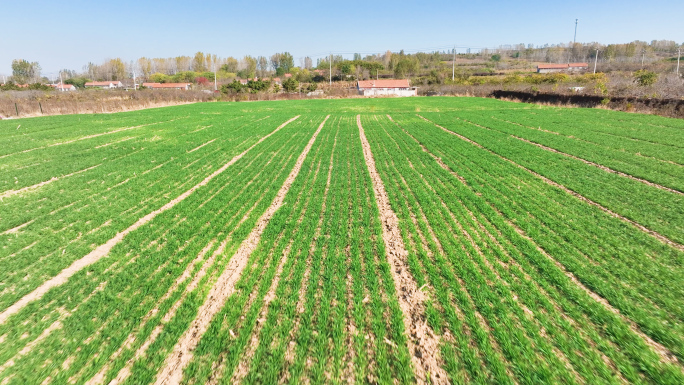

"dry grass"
[0,89,218,118]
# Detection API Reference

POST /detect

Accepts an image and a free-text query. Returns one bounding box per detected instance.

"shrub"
[634,70,658,86]
[282,77,299,92]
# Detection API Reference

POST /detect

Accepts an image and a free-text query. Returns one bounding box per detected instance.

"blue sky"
[1,0,682,76]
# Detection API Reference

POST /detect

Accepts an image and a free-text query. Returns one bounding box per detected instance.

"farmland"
[0,97,682,384]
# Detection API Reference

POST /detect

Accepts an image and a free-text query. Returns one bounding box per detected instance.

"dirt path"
[0,116,300,325]
[187,139,217,153]
[153,115,329,385]
[416,114,684,252]
[356,115,448,384]
[0,164,101,200]
[0,117,188,160]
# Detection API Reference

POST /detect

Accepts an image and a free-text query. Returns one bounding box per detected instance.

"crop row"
[456,109,683,191]
[0,112,282,310]
[365,113,683,383]
[180,115,414,384]
[0,116,322,384]
[419,112,684,245]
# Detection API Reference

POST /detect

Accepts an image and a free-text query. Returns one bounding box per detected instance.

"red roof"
[357,79,411,89]
[569,62,589,67]
[50,84,75,89]
[537,64,570,69]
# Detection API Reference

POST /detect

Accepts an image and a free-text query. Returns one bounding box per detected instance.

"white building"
[537,63,589,73]
[52,84,76,92]
[142,82,192,90]
[357,79,417,97]
[84,81,123,89]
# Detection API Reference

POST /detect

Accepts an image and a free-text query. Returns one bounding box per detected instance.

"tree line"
[3,39,681,89]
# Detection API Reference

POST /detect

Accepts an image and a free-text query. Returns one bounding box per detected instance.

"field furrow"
[2,98,682,384]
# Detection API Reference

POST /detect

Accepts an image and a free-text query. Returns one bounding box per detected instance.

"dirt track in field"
[154,115,329,385]
[357,115,448,384]
[0,116,300,325]
[0,164,101,199]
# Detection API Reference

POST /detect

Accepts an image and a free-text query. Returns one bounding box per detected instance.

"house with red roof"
[357,79,417,97]
[537,63,588,73]
[85,81,123,89]
[142,82,192,90]
[50,84,76,91]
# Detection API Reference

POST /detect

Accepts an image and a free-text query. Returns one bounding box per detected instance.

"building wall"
[537,68,565,73]
[359,88,417,97]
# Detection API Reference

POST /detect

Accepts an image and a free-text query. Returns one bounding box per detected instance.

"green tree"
[634,70,658,86]
[394,58,418,78]
[270,52,294,76]
[221,57,239,73]
[65,77,88,89]
[221,79,244,94]
[108,58,125,80]
[281,77,299,92]
[192,52,207,72]
[11,59,41,84]
[338,61,356,76]
[491,54,501,62]
[150,73,169,83]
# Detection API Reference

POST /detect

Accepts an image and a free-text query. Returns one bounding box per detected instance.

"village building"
[357,79,417,97]
[536,63,589,73]
[84,81,123,89]
[142,82,192,90]
[50,84,76,91]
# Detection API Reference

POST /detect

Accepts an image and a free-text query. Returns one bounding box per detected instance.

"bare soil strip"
[229,244,292,384]
[84,241,216,385]
[153,115,329,385]
[0,116,300,325]
[187,139,217,153]
[94,136,136,149]
[0,118,186,160]
[1,220,34,236]
[356,115,447,384]
[416,115,684,252]
[509,134,683,195]
[415,115,681,368]
[0,164,101,200]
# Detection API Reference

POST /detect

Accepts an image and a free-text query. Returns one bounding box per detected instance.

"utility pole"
[452,45,456,81]
[329,53,332,86]
[677,48,681,76]
[641,49,645,68]
[214,63,217,92]
[594,49,599,74]
[573,19,578,45]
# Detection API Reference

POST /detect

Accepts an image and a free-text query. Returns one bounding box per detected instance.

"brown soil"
[153,115,328,385]
[0,116,300,326]
[356,115,448,384]
[1,220,34,236]
[0,164,101,200]
[416,114,684,252]
[187,139,217,154]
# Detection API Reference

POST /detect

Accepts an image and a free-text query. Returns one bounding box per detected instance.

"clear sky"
[1,0,682,76]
